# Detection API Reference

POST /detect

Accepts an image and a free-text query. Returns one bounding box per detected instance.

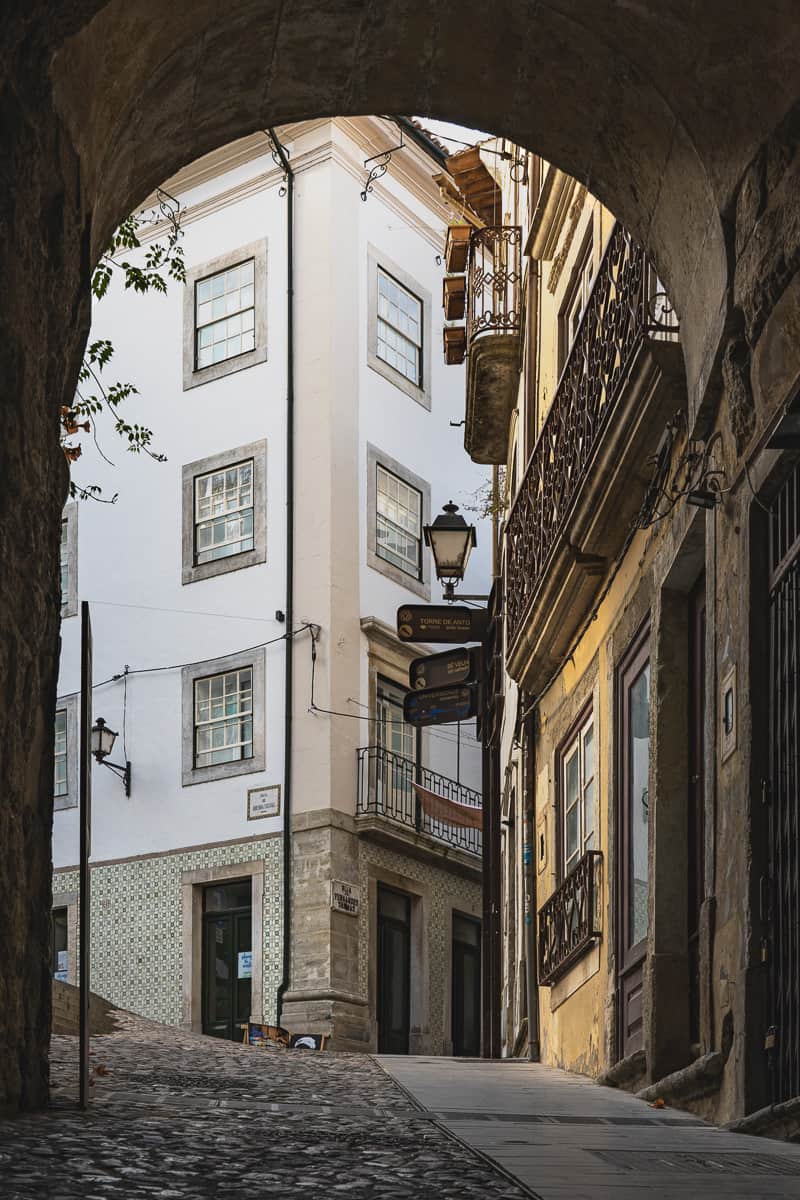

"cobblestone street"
[0,1016,527,1200]
[4,1015,800,1198]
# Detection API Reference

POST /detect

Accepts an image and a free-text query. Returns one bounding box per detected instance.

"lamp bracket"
[100,758,132,798]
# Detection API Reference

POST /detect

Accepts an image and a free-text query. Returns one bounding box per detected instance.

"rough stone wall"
[0,28,91,1108]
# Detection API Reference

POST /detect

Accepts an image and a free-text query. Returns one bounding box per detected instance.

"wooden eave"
[444,147,503,226]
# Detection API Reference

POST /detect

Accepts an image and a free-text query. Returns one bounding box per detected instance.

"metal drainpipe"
[523,706,540,1060]
[269,129,295,1028]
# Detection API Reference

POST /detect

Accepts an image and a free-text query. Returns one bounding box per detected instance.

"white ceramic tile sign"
[247,784,281,820]
[330,879,360,917]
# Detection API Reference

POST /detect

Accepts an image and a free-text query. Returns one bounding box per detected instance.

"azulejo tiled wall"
[357,842,482,1052]
[54,835,283,1026]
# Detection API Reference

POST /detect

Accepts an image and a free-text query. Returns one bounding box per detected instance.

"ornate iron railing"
[467,226,523,345]
[504,224,679,649]
[538,850,603,986]
[356,746,482,856]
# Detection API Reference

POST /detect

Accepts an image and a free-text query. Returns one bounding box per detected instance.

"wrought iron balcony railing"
[504,223,679,649]
[538,850,603,986]
[467,225,523,347]
[356,745,482,857]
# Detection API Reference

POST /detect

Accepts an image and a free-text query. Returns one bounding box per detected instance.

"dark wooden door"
[377,886,411,1054]
[202,880,252,1041]
[768,462,800,1102]
[617,626,651,1060]
[688,576,706,1046]
[452,914,481,1056]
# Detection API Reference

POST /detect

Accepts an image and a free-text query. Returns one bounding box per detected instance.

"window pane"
[194,668,255,768]
[54,710,68,796]
[376,268,422,385]
[375,465,421,577]
[194,460,256,564]
[195,258,256,369]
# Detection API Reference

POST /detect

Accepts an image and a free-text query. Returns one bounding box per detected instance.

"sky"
[412,118,491,153]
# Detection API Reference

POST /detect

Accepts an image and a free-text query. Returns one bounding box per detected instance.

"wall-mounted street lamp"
[91,717,131,797]
[424,501,480,601]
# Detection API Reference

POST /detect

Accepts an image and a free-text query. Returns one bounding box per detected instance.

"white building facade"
[53,116,490,1054]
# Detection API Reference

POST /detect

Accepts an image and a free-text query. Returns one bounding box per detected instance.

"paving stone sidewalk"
[0,1014,528,1200]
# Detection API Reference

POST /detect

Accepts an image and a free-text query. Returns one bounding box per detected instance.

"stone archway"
[2,1,800,1111]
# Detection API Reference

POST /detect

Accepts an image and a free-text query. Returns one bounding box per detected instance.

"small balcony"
[356,746,482,872]
[464,225,523,464]
[538,851,603,986]
[504,223,684,690]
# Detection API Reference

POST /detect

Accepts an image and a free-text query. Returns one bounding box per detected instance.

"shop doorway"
[377,885,411,1054]
[452,913,481,1056]
[202,879,252,1041]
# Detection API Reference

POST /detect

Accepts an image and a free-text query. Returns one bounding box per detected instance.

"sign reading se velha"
[409,647,481,691]
[396,604,487,644]
[403,684,478,727]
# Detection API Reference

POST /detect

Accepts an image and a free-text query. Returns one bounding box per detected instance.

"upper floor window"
[60,503,78,619]
[376,675,415,762]
[183,241,267,390]
[182,648,266,786]
[560,707,595,878]
[194,460,254,565]
[182,440,267,585]
[558,236,593,373]
[54,709,68,797]
[376,464,422,579]
[377,269,422,386]
[367,248,431,409]
[195,260,255,370]
[194,668,253,769]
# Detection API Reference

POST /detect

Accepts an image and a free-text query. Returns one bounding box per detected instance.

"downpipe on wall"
[268,129,295,1028]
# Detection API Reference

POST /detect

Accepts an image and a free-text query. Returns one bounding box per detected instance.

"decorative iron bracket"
[266,130,291,196]
[361,129,405,201]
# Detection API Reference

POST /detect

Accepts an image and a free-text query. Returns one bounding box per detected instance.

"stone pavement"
[0,1014,526,1200]
[3,1018,800,1200]
[379,1055,800,1199]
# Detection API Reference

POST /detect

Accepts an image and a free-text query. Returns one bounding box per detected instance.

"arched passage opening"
[3,2,800,1114]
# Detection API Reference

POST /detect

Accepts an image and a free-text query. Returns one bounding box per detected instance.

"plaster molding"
[547,184,588,294]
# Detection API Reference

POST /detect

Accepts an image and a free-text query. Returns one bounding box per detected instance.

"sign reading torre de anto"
[396,605,487,643]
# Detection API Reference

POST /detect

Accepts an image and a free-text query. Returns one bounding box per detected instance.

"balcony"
[356,746,482,873]
[505,223,684,690]
[538,851,603,986]
[464,225,523,464]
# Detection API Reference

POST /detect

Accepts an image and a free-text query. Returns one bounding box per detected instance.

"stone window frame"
[182,239,268,390]
[181,439,267,585]
[54,693,79,812]
[181,647,266,787]
[60,502,79,619]
[366,443,431,599]
[367,245,432,409]
[181,859,265,1032]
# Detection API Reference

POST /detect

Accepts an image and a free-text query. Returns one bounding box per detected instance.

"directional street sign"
[396,604,487,644]
[403,683,479,727]
[409,646,481,691]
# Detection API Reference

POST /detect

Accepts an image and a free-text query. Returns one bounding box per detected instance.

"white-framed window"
[54,709,68,797]
[183,241,267,390]
[195,259,256,370]
[60,503,78,619]
[561,710,595,877]
[182,440,266,585]
[377,269,423,387]
[376,464,422,579]
[194,668,253,768]
[53,694,78,810]
[194,460,254,565]
[182,648,266,786]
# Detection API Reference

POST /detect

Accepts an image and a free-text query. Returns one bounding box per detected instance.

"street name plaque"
[403,683,478,727]
[396,604,487,644]
[409,647,480,690]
